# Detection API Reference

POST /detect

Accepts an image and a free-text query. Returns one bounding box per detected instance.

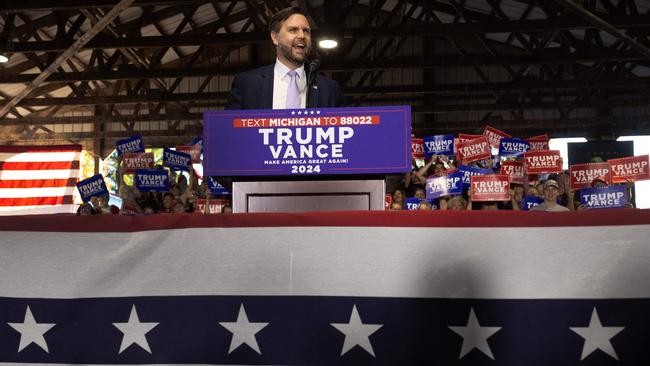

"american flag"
[0,210,648,365]
[0,145,81,215]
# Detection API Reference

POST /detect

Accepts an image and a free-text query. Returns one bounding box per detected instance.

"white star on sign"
[113,305,159,354]
[297,110,302,115]
[316,110,321,114]
[7,306,55,353]
[291,111,295,115]
[449,307,501,360]
[331,305,383,357]
[219,304,269,354]
[570,307,624,361]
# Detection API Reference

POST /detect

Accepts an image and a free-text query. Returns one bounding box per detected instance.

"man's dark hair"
[269,7,309,34]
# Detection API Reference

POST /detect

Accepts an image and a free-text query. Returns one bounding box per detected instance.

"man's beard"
[278,42,309,65]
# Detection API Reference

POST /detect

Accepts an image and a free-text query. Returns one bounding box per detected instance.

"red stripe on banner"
[0,178,77,189]
[0,145,82,153]
[1,209,650,232]
[0,160,80,170]
[0,195,74,207]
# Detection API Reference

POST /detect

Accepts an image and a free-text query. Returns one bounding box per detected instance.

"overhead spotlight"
[0,54,8,63]
[318,39,338,49]
[317,0,344,50]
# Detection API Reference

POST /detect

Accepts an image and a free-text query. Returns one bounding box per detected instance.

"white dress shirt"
[272,59,307,109]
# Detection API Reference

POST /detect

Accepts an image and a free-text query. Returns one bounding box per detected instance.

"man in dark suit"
[227,7,343,110]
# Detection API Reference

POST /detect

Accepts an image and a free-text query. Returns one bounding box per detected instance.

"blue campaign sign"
[405,198,426,210]
[115,135,144,156]
[208,176,230,196]
[458,165,493,189]
[163,148,192,171]
[425,172,463,200]
[203,106,412,176]
[580,186,628,209]
[423,135,454,157]
[499,138,531,158]
[522,196,544,211]
[135,169,170,192]
[76,174,108,202]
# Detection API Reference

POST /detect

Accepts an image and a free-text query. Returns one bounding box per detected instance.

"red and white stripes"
[0,145,81,215]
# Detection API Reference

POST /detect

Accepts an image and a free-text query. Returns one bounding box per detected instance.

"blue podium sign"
[203,106,412,176]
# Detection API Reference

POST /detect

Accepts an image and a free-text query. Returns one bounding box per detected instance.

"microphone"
[307,59,320,88]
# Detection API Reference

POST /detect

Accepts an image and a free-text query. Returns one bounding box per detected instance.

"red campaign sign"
[499,161,525,184]
[524,150,563,174]
[385,194,393,210]
[122,152,154,173]
[483,126,511,149]
[411,138,425,159]
[458,133,482,142]
[608,155,650,183]
[175,145,202,164]
[569,162,611,190]
[470,174,510,201]
[526,134,549,151]
[194,198,230,214]
[457,136,491,164]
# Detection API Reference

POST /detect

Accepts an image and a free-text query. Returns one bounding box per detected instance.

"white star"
[316,110,320,114]
[449,307,501,360]
[219,304,269,354]
[570,307,624,361]
[310,110,314,115]
[331,305,383,357]
[291,111,295,115]
[7,306,55,353]
[113,305,159,354]
[297,110,302,115]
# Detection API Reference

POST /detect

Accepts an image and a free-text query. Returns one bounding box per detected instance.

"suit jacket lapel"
[307,78,319,108]
[258,64,274,109]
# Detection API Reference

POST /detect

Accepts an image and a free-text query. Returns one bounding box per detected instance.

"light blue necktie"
[285,70,300,109]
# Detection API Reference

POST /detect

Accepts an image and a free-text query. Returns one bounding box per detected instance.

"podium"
[203,106,411,213]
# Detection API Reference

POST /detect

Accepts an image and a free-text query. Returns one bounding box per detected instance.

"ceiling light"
[0,54,8,63]
[318,39,338,49]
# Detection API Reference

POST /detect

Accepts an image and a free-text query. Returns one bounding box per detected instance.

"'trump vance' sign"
[609,155,650,183]
[76,174,108,202]
[115,135,144,156]
[203,106,411,176]
[470,174,510,201]
[135,170,170,192]
[579,186,628,209]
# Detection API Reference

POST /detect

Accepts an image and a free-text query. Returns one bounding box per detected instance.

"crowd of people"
[76,150,636,216]
[385,154,635,212]
[76,160,232,216]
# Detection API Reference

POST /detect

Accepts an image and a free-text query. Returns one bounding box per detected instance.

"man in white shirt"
[227,7,343,110]
[530,179,570,212]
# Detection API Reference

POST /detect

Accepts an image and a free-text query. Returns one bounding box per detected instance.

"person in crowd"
[404,168,425,197]
[530,179,569,212]
[221,205,233,214]
[445,196,468,211]
[161,192,176,214]
[391,189,406,209]
[76,202,96,216]
[417,201,432,210]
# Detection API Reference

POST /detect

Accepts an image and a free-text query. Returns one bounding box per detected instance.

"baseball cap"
[544,179,559,189]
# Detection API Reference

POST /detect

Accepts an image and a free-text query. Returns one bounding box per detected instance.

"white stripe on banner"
[0,169,80,180]
[0,151,80,162]
[1,225,649,299]
[0,204,76,215]
[0,186,76,198]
